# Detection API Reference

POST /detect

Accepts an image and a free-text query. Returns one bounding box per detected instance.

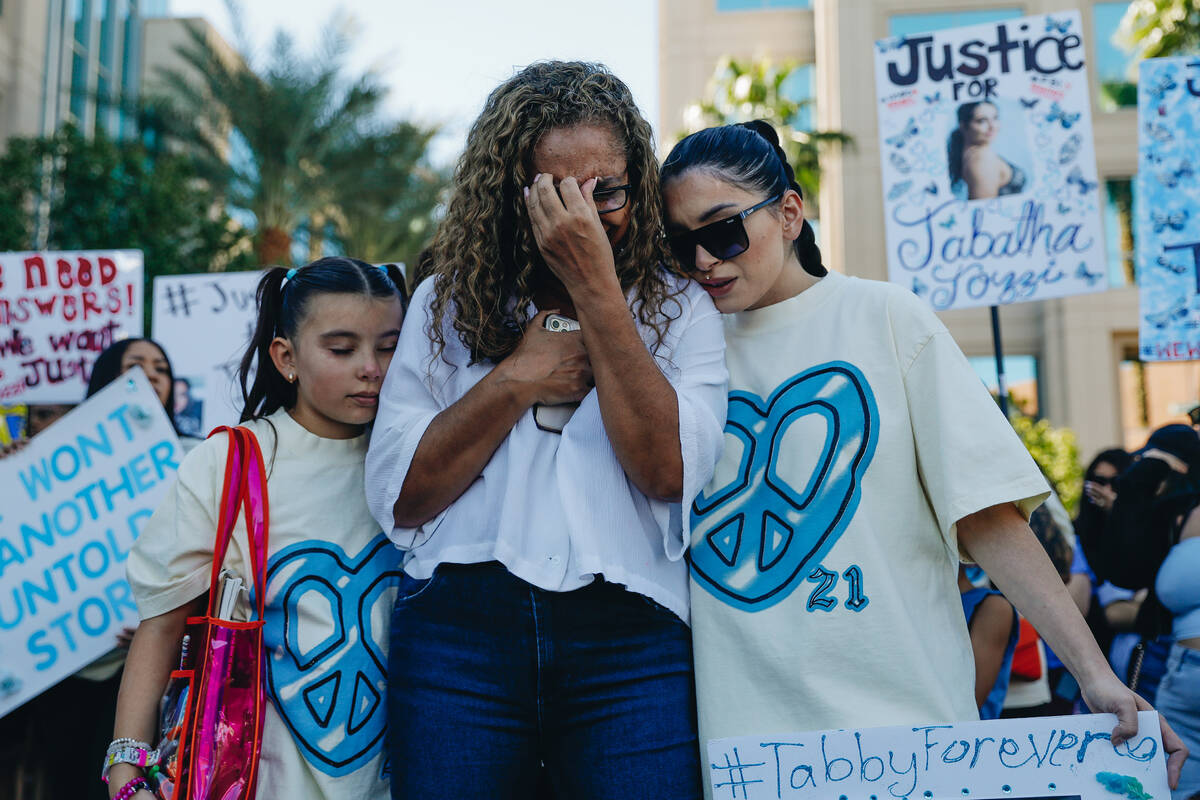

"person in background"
[958,564,1018,719]
[1156,500,1200,799]
[1097,427,1200,705]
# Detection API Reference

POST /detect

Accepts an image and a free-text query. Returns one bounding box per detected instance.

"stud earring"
[288,372,296,383]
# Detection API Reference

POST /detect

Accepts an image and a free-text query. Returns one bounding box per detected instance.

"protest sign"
[0,249,143,404]
[1137,57,1200,361]
[152,271,263,437]
[0,368,180,718]
[873,12,1107,311]
[707,711,1168,800]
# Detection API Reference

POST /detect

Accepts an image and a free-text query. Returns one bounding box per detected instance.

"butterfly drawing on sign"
[1058,134,1081,164]
[1058,202,1072,214]
[1075,262,1104,287]
[1145,298,1189,329]
[922,182,938,196]
[1145,121,1175,143]
[1156,256,1188,275]
[924,91,942,104]
[887,180,913,200]
[1046,101,1082,129]
[1148,75,1178,101]
[885,117,920,148]
[1020,97,1040,109]
[1158,160,1194,188]
[939,215,957,229]
[912,278,928,296]
[1045,15,1071,34]
[1066,166,1098,195]
[1152,209,1190,233]
[1158,104,1169,116]
[1146,149,1167,166]
[889,152,913,173]
[875,35,908,54]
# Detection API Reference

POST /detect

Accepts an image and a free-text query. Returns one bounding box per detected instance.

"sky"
[165,0,659,165]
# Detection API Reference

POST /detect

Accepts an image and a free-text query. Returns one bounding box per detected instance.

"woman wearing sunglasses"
[365,61,728,798]
[659,120,1188,795]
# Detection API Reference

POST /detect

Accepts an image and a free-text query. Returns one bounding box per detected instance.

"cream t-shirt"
[690,272,1048,784]
[128,410,399,800]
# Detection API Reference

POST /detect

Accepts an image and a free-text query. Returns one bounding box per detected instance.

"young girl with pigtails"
[657,121,1188,794]
[103,257,407,800]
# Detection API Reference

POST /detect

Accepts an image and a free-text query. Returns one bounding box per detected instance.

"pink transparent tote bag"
[152,426,269,800]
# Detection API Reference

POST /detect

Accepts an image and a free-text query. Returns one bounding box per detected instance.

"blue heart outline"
[261,533,403,776]
[690,361,879,611]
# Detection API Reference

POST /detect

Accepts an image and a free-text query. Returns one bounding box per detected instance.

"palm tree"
[678,57,851,209]
[1116,0,1200,61]
[145,15,442,267]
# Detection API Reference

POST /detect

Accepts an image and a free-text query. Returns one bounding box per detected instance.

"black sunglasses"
[667,193,783,270]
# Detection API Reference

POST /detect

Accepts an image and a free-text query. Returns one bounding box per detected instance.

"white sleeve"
[903,328,1049,557]
[365,279,451,548]
[660,284,729,559]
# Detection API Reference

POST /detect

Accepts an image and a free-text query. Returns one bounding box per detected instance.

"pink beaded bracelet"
[113,776,149,800]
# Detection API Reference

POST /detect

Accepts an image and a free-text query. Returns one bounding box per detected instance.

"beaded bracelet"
[113,776,149,800]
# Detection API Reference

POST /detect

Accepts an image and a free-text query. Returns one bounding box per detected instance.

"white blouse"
[364,274,728,622]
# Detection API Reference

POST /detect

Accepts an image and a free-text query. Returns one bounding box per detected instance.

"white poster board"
[873,12,1107,311]
[1137,57,1200,361]
[0,249,143,404]
[152,271,263,437]
[0,368,181,717]
[707,712,1169,800]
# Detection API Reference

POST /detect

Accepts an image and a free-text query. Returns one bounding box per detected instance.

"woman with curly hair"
[365,61,727,797]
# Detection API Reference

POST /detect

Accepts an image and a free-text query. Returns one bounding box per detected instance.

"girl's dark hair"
[1074,447,1133,584]
[947,101,996,185]
[660,119,826,277]
[87,337,176,427]
[238,256,408,423]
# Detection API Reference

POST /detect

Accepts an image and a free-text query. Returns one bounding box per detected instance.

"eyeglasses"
[666,193,783,270]
[594,183,631,214]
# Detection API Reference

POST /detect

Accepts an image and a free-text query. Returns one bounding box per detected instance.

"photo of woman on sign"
[948,100,1030,201]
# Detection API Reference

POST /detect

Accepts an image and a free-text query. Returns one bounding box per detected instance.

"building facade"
[658,0,1200,459]
[0,0,169,145]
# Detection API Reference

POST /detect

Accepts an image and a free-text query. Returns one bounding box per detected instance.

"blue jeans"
[1157,643,1200,800]
[386,561,702,799]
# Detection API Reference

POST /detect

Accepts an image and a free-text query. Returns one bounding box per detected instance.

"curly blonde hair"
[420,60,679,364]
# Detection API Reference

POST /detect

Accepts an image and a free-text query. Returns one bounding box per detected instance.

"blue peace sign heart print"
[690,362,879,611]
[262,534,404,776]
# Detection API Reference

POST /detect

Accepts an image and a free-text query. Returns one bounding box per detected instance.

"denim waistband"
[1166,641,1200,671]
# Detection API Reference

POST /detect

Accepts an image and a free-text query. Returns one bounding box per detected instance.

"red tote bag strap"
[204,425,247,617]
[237,428,271,621]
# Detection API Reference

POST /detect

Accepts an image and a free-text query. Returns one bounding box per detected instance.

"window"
[69,0,92,124]
[1104,178,1137,287]
[888,8,1022,38]
[968,355,1040,415]
[1094,1,1138,110]
[717,0,811,11]
[780,63,815,130]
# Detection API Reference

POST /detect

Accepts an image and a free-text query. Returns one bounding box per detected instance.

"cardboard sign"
[152,271,263,437]
[873,12,1107,311]
[0,249,144,404]
[1137,57,1200,361]
[707,712,1169,800]
[0,368,181,717]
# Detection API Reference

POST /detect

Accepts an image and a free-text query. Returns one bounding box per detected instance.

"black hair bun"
[738,120,802,199]
[738,119,781,147]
